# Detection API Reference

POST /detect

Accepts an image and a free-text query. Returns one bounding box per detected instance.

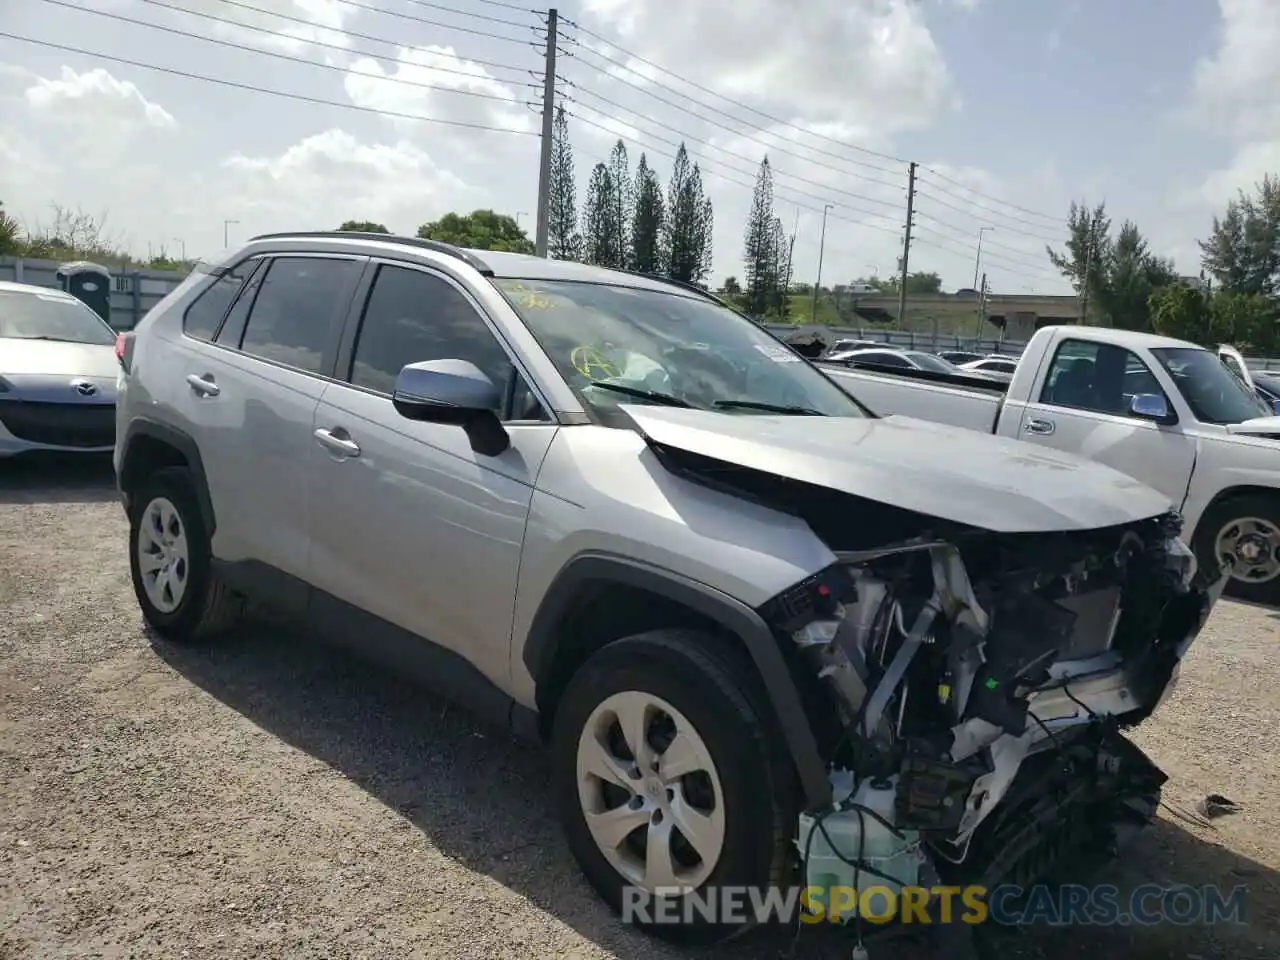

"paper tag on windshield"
[754,343,801,362]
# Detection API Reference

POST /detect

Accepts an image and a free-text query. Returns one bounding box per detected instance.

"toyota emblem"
[72,380,98,397]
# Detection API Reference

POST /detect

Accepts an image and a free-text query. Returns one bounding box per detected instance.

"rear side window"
[862,351,908,367]
[238,257,361,374]
[183,263,252,341]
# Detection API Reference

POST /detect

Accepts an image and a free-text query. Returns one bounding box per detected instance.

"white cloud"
[159,0,357,55]
[24,65,176,129]
[0,61,476,258]
[577,0,957,135]
[1189,1,1280,206]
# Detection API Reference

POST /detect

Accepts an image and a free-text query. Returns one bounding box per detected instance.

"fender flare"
[117,418,217,536]
[524,552,832,809]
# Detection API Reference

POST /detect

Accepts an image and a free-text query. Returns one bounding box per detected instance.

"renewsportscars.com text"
[622,883,1249,927]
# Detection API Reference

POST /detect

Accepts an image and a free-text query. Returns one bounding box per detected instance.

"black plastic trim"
[117,419,217,535]
[212,559,537,738]
[523,553,832,808]
[247,231,494,276]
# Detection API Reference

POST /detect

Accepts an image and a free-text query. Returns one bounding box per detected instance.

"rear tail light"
[115,332,135,373]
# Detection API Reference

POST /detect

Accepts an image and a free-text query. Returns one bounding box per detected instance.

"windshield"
[495,279,866,418]
[1150,347,1272,424]
[0,291,115,345]
[905,352,958,373]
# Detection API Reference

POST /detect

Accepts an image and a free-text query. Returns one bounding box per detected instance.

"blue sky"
[0,0,1273,296]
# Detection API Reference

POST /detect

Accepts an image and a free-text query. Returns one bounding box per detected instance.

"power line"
[565,106,906,231]
[914,189,1061,244]
[0,31,540,135]
[914,181,1064,239]
[920,165,1064,224]
[562,57,906,188]
[566,81,906,195]
[912,231,1061,284]
[566,109,904,239]
[560,19,909,172]
[913,214,1057,272]
[39,0,538,104]
[401,0,538,29]
[131,0,536,77]
[299,0,538,44]
[563,89,907,215]
[470,0,541,11]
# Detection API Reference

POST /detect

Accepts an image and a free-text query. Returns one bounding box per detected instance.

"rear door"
[1013,337,1196,508]
[170,253,365,593]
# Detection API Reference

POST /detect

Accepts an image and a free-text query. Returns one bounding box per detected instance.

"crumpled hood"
[623,405,1173,533]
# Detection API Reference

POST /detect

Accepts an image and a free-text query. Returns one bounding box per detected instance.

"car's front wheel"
[128,466,242,642]
[551,629,798,945]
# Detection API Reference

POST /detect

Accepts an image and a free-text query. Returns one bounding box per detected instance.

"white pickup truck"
[821,326,1280,604]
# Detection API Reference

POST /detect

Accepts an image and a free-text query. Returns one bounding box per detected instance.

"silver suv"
[114,232,1226,947]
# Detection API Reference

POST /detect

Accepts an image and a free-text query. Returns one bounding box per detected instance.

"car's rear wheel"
[551,629,797,945]
[128,466,242,642]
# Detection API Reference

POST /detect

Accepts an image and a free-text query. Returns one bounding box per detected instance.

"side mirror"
[1128,392,1173,423]
[392,359,510,456]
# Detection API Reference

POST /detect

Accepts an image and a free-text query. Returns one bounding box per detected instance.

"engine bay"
[759,505,1223,925]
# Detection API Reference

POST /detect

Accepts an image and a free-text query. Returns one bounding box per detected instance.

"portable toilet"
[56,261,112,326]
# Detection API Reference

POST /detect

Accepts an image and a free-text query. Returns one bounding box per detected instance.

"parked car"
[825,346,961,374]
[821,325,1280,604]
[937,350,985,365]
[0,280,119,456]
[958,355,1019,382]
[114,232,1223,946]
[1250,369,1280,405]
[821,337,881,357]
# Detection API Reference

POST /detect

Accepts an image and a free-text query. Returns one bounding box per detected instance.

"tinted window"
[184,263,251,341]
[1040,339,1170,417]
[350,265,525,415]
[859,351,909,367]
[1151,347,1272,424]
[238,257,360,373]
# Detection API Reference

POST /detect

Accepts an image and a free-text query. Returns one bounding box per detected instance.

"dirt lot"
[1,457,1277,960]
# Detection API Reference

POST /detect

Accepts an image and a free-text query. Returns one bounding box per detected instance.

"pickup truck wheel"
[551,630,796,945]
[1197,495,1280,606]
[128,467,243,643]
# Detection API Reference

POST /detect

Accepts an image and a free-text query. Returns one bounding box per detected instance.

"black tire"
[1192,494,1280,606]
[127,466,242,643]
[551,629,798,946]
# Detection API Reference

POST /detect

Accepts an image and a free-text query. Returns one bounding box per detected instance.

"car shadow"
[0,453,117,504]
[152,621,1280,960]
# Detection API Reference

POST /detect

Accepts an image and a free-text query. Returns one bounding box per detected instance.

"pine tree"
[583,163,621,267]
[607,140,632,269]
[743,157,778,315]
[661,144,691,278]
[631,154,665,275]
[769,216,790,317]
[665,146,713,285]
[548,105,581,261]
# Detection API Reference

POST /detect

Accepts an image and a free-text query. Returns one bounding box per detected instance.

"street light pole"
[223,219,240,248]
[812,203,833,322]
[173,238,186,260]
[973,226,994,289]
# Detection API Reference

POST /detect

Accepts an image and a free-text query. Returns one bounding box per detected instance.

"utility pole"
[784,209,798,295]
[812,203,833,322]
[972,226,994,289]
[223,219,239,248]
[974,272,989,340]
[897,162,917,327]
[533,8,559,258]
[1079,234,1094,324]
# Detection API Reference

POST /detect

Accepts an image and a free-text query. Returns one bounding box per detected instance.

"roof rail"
[246,231,493,276]
[617,269,737,310]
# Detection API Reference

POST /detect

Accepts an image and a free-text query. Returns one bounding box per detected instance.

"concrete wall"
[1,256,190,331]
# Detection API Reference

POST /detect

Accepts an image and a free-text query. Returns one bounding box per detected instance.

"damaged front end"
[759,509,1228,921]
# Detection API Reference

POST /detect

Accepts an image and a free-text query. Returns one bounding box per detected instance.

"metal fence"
[761,323,1280,370]
[1,256,190,331]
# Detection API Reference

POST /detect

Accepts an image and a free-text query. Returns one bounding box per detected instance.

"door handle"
[313,427,361,459]
[1024,418,1055,436]
[185,373,220,397]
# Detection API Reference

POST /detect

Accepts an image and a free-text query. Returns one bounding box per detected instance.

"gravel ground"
[1,456,1277,960]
